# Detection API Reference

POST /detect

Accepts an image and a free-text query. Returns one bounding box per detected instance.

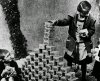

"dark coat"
[0,61,5,80]
[92,50,100,79]
[53,13,96,62]
[53,13,96,42]
[9,60,21,75]
[8,60,22,81]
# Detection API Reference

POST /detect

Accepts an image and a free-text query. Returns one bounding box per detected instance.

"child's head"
[4,52,15,61]
[77,1,91,18]
[0,49,9,61]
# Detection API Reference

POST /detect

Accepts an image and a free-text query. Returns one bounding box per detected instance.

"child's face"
[79,11,89,18]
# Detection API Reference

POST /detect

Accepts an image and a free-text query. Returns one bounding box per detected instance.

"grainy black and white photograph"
[0,0,100,81]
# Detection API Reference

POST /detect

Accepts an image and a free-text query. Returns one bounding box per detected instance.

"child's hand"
[44,22,52,27]
[44,20,56,27]
[79,29,88,37]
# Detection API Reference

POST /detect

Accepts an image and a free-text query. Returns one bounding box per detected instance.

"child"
[1,53,21,81]
[92,39,100,81]
[1,60,16,81]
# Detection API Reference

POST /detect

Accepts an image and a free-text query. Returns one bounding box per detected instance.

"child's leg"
[1,78,6,81]
[81,63,87,81]
[9,77,14,81]
[64,52,73,66]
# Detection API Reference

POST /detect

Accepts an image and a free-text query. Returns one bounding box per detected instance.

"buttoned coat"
[53,13,96,61]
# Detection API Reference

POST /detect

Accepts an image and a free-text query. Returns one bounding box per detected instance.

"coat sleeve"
[87,18,96,37]
[53,15,73,26]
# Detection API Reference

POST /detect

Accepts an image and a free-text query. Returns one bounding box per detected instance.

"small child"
[92,39,100,81]
[1,53,21,81]
[1,60,16,81]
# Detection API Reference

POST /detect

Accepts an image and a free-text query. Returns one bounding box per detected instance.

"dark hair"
[0,56,4,60]
[4,60,10,64]
[77,1,91,14]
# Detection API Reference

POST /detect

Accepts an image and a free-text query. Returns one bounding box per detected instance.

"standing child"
[92,39,100,81]
[46,1,96,81]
